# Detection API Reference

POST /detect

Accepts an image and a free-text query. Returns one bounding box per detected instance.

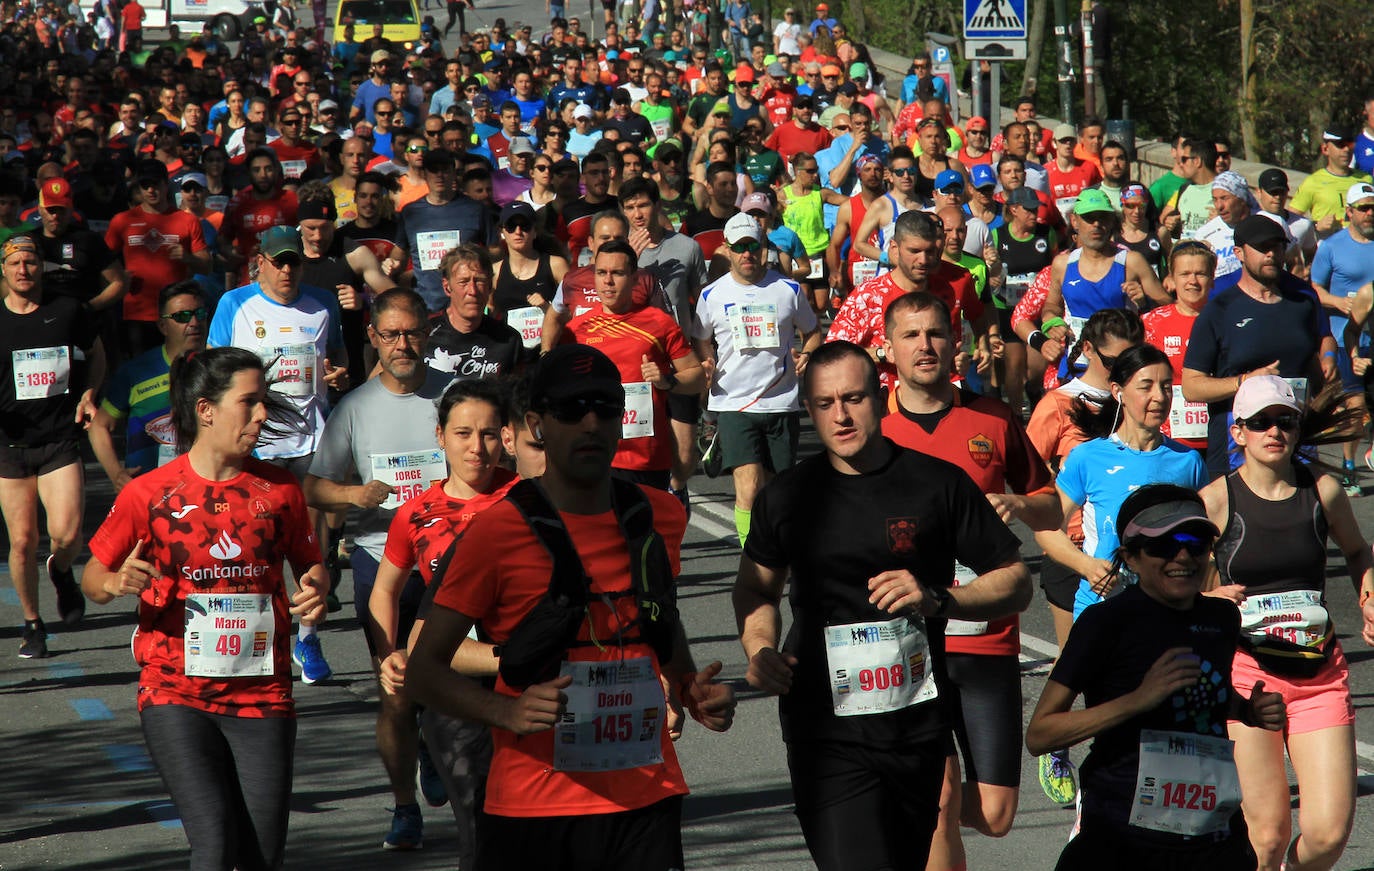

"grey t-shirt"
[637,231,707,336]
[307,368,452,561]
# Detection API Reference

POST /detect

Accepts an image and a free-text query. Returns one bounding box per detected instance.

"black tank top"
[1115,231,1164,275]
[1214,466,1327,596]
[492,253,558,314]
[914,155,952,201]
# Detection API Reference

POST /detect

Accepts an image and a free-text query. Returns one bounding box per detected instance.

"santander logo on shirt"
[183,530,268,584]
[209,530,242,560]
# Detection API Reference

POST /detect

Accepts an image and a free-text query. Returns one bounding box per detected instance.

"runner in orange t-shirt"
[1142,242,1216,454]
[407,344,735,870]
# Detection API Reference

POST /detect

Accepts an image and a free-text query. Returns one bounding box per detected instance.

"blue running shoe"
[416,740,448,808]
[292,634,332,684]
[383,803,423,851]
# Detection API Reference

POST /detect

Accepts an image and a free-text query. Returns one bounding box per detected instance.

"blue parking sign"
[964,0,1027,39]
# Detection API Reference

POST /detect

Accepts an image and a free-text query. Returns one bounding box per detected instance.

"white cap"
[573,103,594,120]
[724,213,763,244]
[1233,374,1302,421]
[1347,181,1374,206]
[318,98,339,112]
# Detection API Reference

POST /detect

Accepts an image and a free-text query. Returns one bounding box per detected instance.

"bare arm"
[303,472,394,512]
[733,554,796,696]
[88,263,128,312]
[852,197,890,262]
[1181,363,1279,405]
[89,407,138,490]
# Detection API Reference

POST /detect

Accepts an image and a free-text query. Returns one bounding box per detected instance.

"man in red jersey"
[564,240,705,490]
[219,148,299,284]
[105,158,210,357]
[879,290,1055,871]
[269,106,321,185]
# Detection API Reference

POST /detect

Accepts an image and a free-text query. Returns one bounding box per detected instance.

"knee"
[1246,818,1293,860]
[977,813,1015,839]
[1297,820,1351,861]
[6,527,38,556]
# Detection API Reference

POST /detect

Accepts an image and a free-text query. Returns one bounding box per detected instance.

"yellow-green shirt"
[1290,167,1373,226]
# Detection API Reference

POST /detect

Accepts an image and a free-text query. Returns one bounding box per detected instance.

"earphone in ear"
[533,426,544,440]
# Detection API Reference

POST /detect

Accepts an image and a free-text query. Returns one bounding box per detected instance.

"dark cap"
[1121,499,1219,545]
[792,94,814,110]
[499,200,536,224]
[134,158,169,183]
[530,345,626,407]
[1323,124,1357,143]
[421,149,457,172]
[259,225,303,259]
[1006,187,1040,210]
[1257,168,1289,194]
[1232,214,1287,249]
[836,82,857,97]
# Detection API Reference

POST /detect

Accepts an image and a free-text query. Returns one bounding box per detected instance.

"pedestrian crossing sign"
[964,0,1027,40]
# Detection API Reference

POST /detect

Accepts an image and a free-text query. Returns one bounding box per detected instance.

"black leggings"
[140,705,296,871]
[444,0,466,34]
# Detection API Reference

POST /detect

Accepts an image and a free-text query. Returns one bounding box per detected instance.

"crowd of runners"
[3,1,1374,869]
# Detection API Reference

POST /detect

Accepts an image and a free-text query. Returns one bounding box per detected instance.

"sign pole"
[971,60,982,125]
[990,62,1001,129]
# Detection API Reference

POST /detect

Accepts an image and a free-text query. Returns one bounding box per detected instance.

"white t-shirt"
[692,269,818,413]
[1193,216,1241,282]
[774,22,802,56]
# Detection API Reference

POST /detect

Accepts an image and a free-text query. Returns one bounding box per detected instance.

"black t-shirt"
[604,112,655,147]
[1049,585,1241,836]
[745,441,1022,748]
[29,227,116,305]
[0,294,99,447]
[425,312,522,381]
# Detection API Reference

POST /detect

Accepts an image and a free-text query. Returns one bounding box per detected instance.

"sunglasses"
[832,123,850,131]
[406,145,428,153]
[504,219,533,232]
[264,253,301,268]
[1353,204,1374,214]
[1139,531,1212,559]
[890,166,917,177]
[1329,139,1354,148]
[162,306,209,323]
[728,239,762,253]
[1239,413,1300,432]
[532,164,552,172]
[544,396,624,423]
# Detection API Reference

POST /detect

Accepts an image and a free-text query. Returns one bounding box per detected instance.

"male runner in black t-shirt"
[424,243,524,381]
[732,340,1030,871]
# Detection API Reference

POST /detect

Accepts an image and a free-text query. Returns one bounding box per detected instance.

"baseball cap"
[259,225,303,260]
[509,137,536,155]
[134,158,169,184]
[970,164,996,189]
[1120,498,1219,545]
[297,198,337,222]
[836,82,858,97]
[816,2,828,10]
[711,99,731,116]
[179,172,208,191]
[1232,213,1287,249]
[723,213,763,244]
[573,103,594,120]
[471,93,492,108]
[1257,168,1289,194]
[421,149,457,172]
[530,344,625,407]
[849,62,868,79]
[1053,123,1076,142]
[1232,373,1303,421]
[1073,188,1115,215]
[1323,124,1356,142]
[499,201,536,225]
[370,49,392,63]
[319,99,339,112]
[821,63,842,77]
[964,116,989,132]
[1006,187,1040,210]
[741,192,772,215]
[1347,181,1374,206]
[766,61,787,78]
[934,169,964,192]
[735,64,755,83]
[38,177,72,209]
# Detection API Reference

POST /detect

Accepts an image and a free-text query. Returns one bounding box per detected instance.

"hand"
[1122,279,1146,306]
[1045,322,1072,345]
[641,353,669,388]
[1204,584,1247,605]
[1360,589,1374,646]
[163,242,186,262]
[108,538,156,597]
[290,564,329,624]
[1085,558,1117,598]
[379,649,408,695]
[793,348,810,377]
[1133,647,1201,710]
[322,357,349,390]
[700,357,716,389]
[527,292,548,308]
[75,389,98,429]
[499,673,573,735]
[867,569,929,616]
[1243,361,1281,385]
[680,661,736,732]
[1159,205,1181,236]
[746,646,798,695]
[381,257,402,278]
[660,673,686,740]
[628,226,652,255]
[985,492,1022,524]
[1317,214,1338,234]
[1352,356,1369,377]
[111,466,142,492]
[354,479,396,508]
[953,349,970,376]
[987,333,1005,359]
[1039,338,1064,363]
[1245,680,1286,731]
[336,283,362,311]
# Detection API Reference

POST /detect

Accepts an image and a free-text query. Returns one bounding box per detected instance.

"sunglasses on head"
[162,306,209,323]
[1139,531,1212,559]
[1239,412,1300,432]
[544,395,624,422]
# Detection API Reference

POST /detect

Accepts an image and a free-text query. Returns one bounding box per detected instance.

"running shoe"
[1038,749,1079,806]
[292,635,332,684]
[383,803,423,851]
[1341,470,1362,498]
[698,412,723,479]
[18,620,48,659]
[416,740,449,808]
[48,554,85,626]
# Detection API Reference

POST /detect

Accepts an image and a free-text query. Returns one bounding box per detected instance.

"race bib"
[507,306,544,350]
[851,259,879,286]
[1168,385,1209,439]
[1064,312,1087,341]
[944,562,989,636]
[497,155,510,171]
[998,272,1035,306]
[824,616,938,717]
[415,230,462,272]
[259,343,317,397]
[146,412,178,467]
[554,657,664,772]
[369,449,447,510]
[12,346,70,400]
[621,382,655,439]
[576,247,594,267]
[184,593,275,678]
[205,195,229,213]
[806,257,825,280]
[280,159,307,180]
[1238,588,1330,651]
[1129,730,1241,837]
[728,303,781,350]
[650,118,671,141]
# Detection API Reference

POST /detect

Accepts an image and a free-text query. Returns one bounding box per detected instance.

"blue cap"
[970,163,996,189]
[935,169,964,192]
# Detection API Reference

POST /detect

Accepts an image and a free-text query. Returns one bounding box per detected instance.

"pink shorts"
[1229,643,1354,735]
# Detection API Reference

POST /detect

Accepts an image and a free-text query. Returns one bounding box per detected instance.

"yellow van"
[334,0,423,54]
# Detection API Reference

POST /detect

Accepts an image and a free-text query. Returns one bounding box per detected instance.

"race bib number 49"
[824,616,938,717]
[370,449,447,510]
[184,593,275,678]
[13,346,71,400]
[554,657,664,772]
